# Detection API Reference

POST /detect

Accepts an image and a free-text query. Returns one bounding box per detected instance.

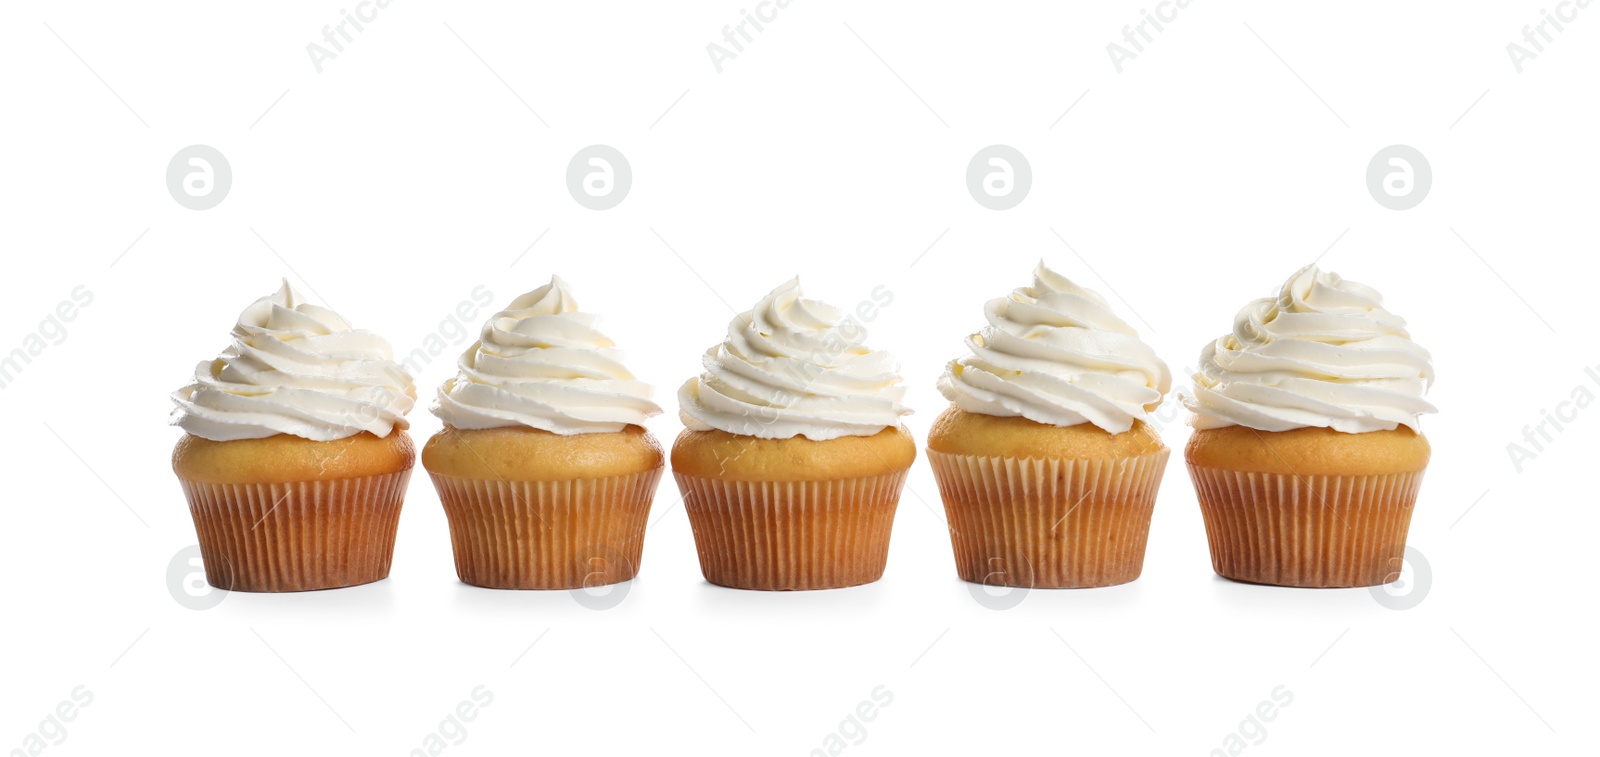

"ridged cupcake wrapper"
[180,470,412,592]
[927,449,1169,589]
[430,468,663,590]
[674,470,909,591]
[1187,464,1425,587]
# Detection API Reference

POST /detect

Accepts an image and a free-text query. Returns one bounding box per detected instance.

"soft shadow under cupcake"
[690,575,894,613]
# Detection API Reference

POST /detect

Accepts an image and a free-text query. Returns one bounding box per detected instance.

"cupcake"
[1183,265,1436,587]
[423,276,665,590]
[928,262,1172,589]
[673,278,915,590]
[170,281,417,592]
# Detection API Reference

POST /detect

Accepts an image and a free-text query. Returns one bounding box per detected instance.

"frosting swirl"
[678,278,910,441]
[1184,265,1436,433]
[936,262,1171,433]
[170,281,416,442]
[432,276,662,434]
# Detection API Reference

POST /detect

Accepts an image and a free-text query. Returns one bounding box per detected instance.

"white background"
[1,2,1594,754]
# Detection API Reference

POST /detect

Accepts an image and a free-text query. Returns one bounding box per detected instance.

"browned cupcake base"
[675,471,908,590]
[929,448,1168,588]
[926,408,1169,588]
[431,469,662,590]
[181,470,411,592]
[1189,465,1423,587]
[422,425,665,590]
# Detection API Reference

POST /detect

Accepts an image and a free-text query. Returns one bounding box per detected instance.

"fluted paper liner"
[180,470,411,592]
[430,468,663,590]
[1187,464,1425,587]
[674,470,909,591]
[927,449,1168,588]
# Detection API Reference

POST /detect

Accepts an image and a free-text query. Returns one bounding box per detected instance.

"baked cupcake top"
[170,281,415,442]
[432,276,663,434]
[1184,264,1436,433]
[936,262,1170,434]
[678,278,910,441]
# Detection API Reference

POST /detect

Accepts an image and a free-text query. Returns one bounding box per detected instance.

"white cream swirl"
[170,281,415,442]
[1184,265,1437,433]
[678,278,910,441]
[936,262,1171,433]
[432,276,662,434]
